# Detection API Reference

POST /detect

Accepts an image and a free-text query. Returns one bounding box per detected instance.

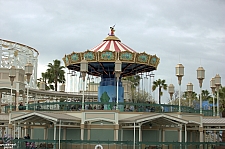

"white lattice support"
[0,38,39,89]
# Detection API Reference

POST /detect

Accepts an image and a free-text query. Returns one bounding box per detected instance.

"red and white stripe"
[89,40,136,53]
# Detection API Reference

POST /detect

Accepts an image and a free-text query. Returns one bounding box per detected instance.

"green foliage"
[47,59,66,91]
[201,89,211,101]
[219,86,225,113]
[131,90,156,103]
[37,59,66,91]
[37,72,52,90]
[100,92,110,103]
[122,75,140,89]
[152,79,167,104]
[170,90,191,107]
[122,75,141,102]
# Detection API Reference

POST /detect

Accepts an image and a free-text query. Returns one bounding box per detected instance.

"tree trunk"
[55,81,58,91]
[159,87,161,104]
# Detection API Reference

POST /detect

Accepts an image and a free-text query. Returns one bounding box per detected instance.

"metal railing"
[8,139,225,149]
[5,102,213,116]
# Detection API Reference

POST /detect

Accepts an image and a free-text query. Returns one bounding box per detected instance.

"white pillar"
[179,84,181,112]
[0,92,2,113]
[59,120,61,149]
[13,123,16,139]
[26,84,29,110]
[139,125,142,142]
[184,124,187,142]
[81,128,84,140]
[24,126,27,136]
[18,122,20,139]
[116,77,119,110]
[162,129,165,142]
[63,128,66,140]
[133,122,136,149]
[16,83,19,111]
[21,127,24,138]
[200,86,202,114]
[54,123,56,140]
[121,129,123,141]
[179,125,182,142]
[114,129,118,141]
[44,127,47,140]
[213,94,215,116]
[30,127,33,139]
[87,128,90,140]
[159,129,161,142]
[82,80,85,110]
[199,129,203,149]
[199,129,203,142]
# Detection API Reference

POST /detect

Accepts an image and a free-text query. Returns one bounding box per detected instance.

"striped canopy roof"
[89,35,136,53]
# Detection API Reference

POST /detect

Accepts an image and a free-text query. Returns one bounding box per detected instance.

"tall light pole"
[149,72,155,100]
[25,63,33,110]
[80,59,88,110]
[215,74,221,117]
[175,63,184,113]
[197,66,205,114]
[210,78,216,116]
[187,83,193,107]
[168,84,174,112]
[9,66,16,112]
[115,60,122,110]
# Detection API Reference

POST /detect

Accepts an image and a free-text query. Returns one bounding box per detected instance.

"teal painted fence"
[9,139,225,149]
[5,102,213,116]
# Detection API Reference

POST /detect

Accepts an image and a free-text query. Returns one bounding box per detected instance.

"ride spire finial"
[109,25,116,36]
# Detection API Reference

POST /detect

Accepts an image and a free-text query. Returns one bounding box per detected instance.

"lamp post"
[80,59,88,110]
[215,74,221,117]
[168,84,175,103]
[187,83,193,107]
[25,63,33,110]
[115,60,122,110]
[176,63,184,113]
[149,72,155,100]
[210,78,216,116]
[168,84,174,112]
[197,66,205,114]
[9,66,16,112]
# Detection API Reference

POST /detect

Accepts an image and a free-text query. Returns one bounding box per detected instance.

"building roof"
[203,118,225,126]
[11,111,80,123]
[0,114,9,121]
[89,35,136,53]
[119,113,189,125]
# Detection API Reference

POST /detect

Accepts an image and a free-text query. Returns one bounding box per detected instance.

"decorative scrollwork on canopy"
[136,52,150,64]
[119,51,135,62]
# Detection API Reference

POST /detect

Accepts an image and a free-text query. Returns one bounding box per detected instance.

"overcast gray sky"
[0,0,224,103]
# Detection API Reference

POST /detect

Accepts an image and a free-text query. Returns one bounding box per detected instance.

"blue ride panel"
[98,77,124,111]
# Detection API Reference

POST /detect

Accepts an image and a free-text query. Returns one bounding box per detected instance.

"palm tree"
[123,75,140,89]
[152,79,167,104]
[219,86,225,142]
[183,91,198,100]
[183,91,198,107]
[47,59,66,91]
[201,89,211,101]
[37,72,53,90]
[219,86,225,115]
